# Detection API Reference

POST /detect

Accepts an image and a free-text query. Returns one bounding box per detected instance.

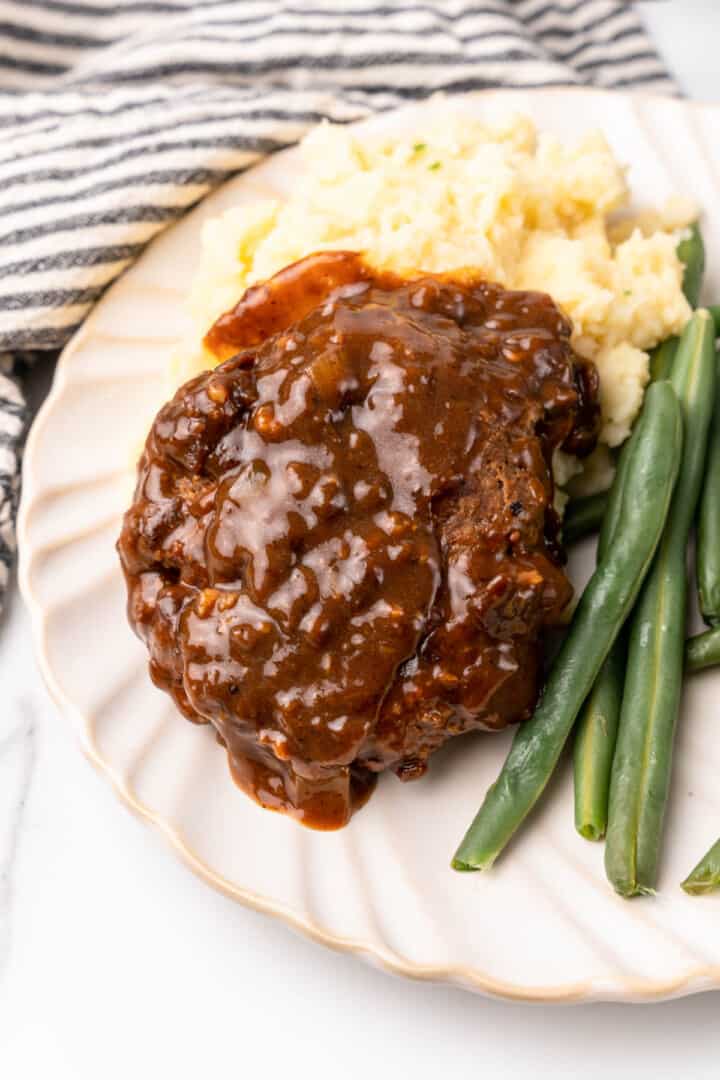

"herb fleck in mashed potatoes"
[173,109,695,493]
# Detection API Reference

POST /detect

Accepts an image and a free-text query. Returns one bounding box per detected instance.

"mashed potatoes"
[173,107,695,492]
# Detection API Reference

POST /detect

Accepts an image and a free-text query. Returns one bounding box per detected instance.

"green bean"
[563,492,608,545]
[572,312,686,842]
[686,386,720,668]
[677,222,705,307]
[451,381,682,872]
[572,232,706,848]
[650,337,679,382]
[572,421,637,840]
[573,641,626,840]
[605,311,716,898]
[686,626,720,673]
[648,226,705,383]
[696,350,720,626]
[682,837,720,894]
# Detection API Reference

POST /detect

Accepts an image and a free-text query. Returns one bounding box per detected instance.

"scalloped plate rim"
[18,87,720,1005]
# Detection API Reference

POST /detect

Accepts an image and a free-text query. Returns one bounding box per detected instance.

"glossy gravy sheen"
[118,252,599,829]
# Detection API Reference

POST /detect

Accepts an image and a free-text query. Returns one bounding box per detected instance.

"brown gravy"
[118,252,599,829]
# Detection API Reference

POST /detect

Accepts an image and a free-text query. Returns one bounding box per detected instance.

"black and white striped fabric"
[0,0,674,610]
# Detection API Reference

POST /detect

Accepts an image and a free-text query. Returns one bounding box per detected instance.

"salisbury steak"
[118,252,599,828]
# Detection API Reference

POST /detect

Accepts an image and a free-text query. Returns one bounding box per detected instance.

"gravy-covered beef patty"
[118,252,599,828]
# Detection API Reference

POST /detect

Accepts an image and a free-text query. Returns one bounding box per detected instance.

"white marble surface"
[3,5,720,1078]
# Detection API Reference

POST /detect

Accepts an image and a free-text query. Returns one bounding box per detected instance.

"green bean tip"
[577,823,605,841]
[610,879,657,900]
[451,845,496,872]
[680,878,713,896]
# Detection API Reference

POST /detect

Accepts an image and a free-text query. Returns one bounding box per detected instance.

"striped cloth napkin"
[0,0,675,609]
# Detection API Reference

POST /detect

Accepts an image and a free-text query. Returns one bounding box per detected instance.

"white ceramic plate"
[19,89,720,1004]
